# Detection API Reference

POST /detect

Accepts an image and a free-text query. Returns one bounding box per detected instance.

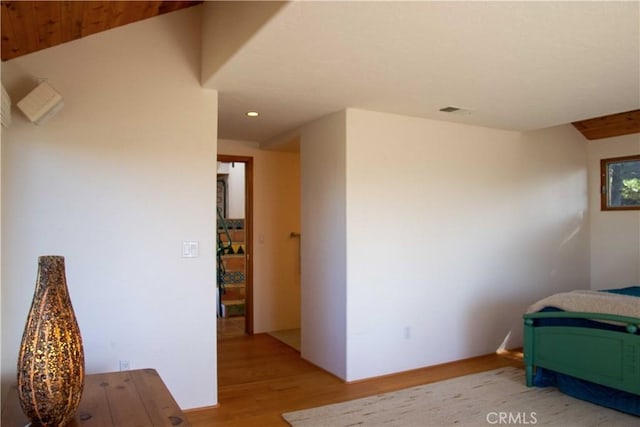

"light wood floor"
[217,316,246,339]
[186,333,523,427]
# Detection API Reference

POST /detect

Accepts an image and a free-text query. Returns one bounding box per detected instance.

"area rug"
[282,367,638,426]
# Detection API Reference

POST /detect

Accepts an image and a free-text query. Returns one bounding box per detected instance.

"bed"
[522,286,640,416]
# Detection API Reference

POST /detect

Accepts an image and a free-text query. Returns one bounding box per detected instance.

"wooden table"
[2,368,191,426]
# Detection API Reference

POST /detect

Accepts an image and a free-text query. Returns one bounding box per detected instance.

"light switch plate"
[182,241,199,258]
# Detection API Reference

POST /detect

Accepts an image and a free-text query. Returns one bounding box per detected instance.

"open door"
[217,155,253,335]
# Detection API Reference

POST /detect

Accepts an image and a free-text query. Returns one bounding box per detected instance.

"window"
[600,154,640,211]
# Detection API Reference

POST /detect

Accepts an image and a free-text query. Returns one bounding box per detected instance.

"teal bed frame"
[523,311,640,396]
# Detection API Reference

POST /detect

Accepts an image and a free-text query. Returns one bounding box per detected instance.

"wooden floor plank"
[186,333,523,427]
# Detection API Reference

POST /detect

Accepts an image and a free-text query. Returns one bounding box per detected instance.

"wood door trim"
[217,154,254,335]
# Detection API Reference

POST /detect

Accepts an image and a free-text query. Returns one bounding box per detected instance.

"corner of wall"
[299,110,348,379]
[587,134,640,289]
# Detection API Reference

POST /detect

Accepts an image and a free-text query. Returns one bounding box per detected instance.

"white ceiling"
[202,1,640,145]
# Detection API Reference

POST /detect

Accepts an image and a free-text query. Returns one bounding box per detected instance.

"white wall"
[200,1,285,85]
[0,74,3,388]
[344,109,590,380]
[299,111,348,379]
[1,8,218,409]
[587,134,640,289]
[218,139,301,333]
[299,109,589,381]
[226,162,246,218]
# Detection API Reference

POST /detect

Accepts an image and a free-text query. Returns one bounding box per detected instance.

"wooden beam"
[3,1,40,59]
[32,0,62,50]
[1,0,202,61]
[572,109,640,140]
[59,1,85,42]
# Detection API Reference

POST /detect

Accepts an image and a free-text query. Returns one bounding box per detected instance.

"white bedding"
[526,289,640,320]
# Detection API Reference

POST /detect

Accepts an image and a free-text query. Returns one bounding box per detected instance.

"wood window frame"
[600,154,640,211]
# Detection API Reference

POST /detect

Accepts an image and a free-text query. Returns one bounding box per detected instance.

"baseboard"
[345,350,523,385]
[183,403,220,413]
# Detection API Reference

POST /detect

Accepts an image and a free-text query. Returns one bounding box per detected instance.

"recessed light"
[246,111,259,117]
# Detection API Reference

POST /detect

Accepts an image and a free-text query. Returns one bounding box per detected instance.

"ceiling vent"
[439,106,474,115]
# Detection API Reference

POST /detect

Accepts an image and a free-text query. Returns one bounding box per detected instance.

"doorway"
[217,154,253,336]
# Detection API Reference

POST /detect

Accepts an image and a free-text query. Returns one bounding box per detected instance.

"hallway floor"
[268,328,301,351]
[187,333,523,427]
[217,316,245,339]
[217,316,302,351]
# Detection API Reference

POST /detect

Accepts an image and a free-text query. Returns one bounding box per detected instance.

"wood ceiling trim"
[572,109,640,140]
[1,1,202,61]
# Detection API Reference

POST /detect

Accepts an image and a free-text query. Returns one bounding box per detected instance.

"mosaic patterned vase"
[17,256,85,426]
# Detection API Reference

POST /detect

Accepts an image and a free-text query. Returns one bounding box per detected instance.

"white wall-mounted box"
[17,81,64,125]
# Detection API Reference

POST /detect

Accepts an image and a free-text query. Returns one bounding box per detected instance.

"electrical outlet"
[119,360,130,371]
